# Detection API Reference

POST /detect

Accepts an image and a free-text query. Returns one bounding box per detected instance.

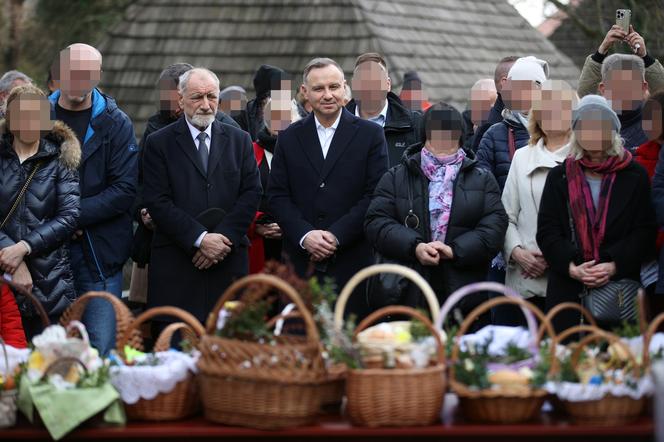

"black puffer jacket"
[0,121,81,317]
[365,143,507,311]
[347,92,424,167]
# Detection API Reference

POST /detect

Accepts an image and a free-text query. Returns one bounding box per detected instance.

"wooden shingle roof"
[98,0,581,136]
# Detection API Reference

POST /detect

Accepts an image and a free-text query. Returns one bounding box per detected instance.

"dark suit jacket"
[268,108,388,317]
[143,116,261,321]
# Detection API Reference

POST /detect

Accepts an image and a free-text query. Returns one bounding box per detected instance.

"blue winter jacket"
[49,88,138,281]
[475,111,530,191]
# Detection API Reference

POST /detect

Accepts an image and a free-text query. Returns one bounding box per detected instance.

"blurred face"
[574,114,615,154]
[427,129,461,154]
[158,78,182,117]
[7,94,54,144]
[642,100,663,142]
[538,86,575,134]
[270,79,292,118]
[502,79,539,113]
[600,69,647,113]
[400,87,426,112]
[219,90,246,117]
[303,64,346,120]
[179,71,219,129]
[352,61,391,110]
[265,97,292,134]
[470,85,497,125]
[57,45,102,103]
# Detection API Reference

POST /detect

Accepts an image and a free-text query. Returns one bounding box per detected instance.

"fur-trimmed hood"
[0,119,81,170]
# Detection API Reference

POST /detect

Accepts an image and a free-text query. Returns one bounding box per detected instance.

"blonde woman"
[537,94,656,332]
[499,81,576,324]
[0,84,80,336]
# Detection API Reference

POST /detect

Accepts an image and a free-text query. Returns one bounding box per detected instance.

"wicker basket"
[551,326,646,425]
[117,306,205,421]
[445,284,555,424]
[347,305,446,427]
[265,309,347,411]
[1,278,51,330]
[0,338,17,429]
[59,291,141,353]
[197,274,325,430]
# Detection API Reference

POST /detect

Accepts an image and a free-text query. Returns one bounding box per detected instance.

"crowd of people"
[1,24,664,351]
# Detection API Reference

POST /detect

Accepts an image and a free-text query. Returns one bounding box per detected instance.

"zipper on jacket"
[84,230,106,282]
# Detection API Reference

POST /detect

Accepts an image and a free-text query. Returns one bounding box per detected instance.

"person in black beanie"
[399,70,432,113]
[235,65,292,141]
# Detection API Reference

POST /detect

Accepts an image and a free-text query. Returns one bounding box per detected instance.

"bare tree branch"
[547,0,602,39]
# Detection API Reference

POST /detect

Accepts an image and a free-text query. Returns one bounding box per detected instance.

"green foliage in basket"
[217,296,274,342]
[77,363,110,389]
[612,320,641,338]
[454,337,492,389]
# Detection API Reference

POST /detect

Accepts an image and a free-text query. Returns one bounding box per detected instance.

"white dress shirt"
[355,100,389,127]
[185,118,212,154]
[185,118,213,248]
[300,111,343,248]
[314,110,342,159]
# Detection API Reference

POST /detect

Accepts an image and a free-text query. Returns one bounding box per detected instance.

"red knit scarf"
[565,151,632,261]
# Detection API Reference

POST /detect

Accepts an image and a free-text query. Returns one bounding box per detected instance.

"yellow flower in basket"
[28,350,46,372]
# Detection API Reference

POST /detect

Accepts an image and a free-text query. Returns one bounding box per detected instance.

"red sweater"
[635,140,664,251]
[0,284,27,348]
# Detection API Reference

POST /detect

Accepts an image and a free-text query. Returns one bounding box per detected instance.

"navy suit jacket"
[268,108,388,316]
[143,116,261,320]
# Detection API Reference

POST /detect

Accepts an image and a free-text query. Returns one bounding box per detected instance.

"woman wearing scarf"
[537,95,657,333]
[500,80,577,325]
[248,98,300,273]
[365,103,507,321]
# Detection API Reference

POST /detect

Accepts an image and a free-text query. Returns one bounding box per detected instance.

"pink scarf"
[420,148,465,243]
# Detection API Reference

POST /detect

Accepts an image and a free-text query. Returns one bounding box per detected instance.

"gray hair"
[302,57,344,85]
[0,70,32,93]
[177,68,220,95]
[568,131,626,160]
[158,62,193,87]
[601,54,645,82]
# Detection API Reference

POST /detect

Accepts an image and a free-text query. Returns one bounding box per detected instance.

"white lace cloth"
[622,333,664,360]
[1,345,29,375]
[545,377,654,402]
[458,325,533,356]
[110,351,198,404]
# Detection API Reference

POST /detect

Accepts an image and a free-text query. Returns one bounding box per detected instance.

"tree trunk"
[4,0,25,69]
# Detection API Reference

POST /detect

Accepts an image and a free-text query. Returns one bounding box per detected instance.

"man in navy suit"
[143,68,261,322]
[268,58,388,318]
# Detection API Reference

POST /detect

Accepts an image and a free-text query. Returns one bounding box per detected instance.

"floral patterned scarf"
[420,147,465,243]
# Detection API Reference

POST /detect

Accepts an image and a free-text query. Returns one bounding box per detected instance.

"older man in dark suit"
[143,67,261,322]
[268,58,388,318]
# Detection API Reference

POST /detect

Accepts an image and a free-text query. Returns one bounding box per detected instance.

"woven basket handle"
[637,288,648,336]
[536,302,597,342]
[1,278,50,330]
[353,305,446,365]
[205,273,321,344]
[41,356,88,382]
[449,296,555,385]
[59,291,135,353]
[643,312,664,368]
[569,330,640,379]
[333,263,440,331]
[154,322,200,352]
[118,306,205,359]
[435,281,533,332]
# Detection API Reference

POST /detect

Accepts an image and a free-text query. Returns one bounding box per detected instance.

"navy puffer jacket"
[475,111,530,191]
[0,121,81,317]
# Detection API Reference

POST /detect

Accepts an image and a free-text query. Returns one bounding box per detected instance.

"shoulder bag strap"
[1,161,43,230]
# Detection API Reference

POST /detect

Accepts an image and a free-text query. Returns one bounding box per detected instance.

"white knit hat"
[507,56,550,85]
